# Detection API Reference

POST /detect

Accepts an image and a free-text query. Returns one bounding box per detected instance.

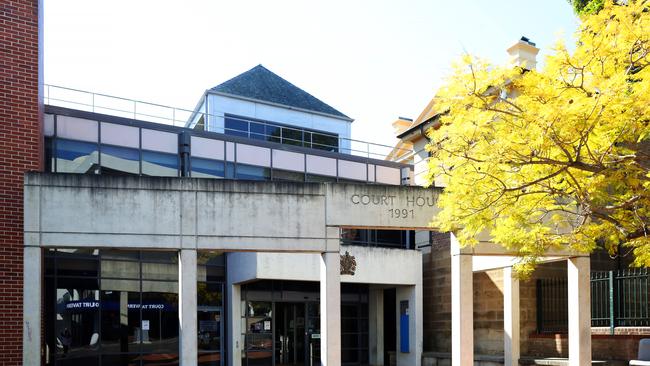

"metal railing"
[44,84,413,161]
[537,268,650,334]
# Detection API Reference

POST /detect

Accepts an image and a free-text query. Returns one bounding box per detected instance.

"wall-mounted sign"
[142,320,150,331]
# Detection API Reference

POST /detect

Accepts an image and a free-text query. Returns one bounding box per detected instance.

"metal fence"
[44,84,413,161]
[537,268,650,334]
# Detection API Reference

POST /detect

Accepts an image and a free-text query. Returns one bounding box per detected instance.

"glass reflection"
[56,139,99,174]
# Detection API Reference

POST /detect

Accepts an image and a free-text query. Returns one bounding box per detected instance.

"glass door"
[274,303,306,366]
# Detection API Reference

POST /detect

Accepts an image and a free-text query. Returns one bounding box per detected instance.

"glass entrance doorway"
[274,303,306,366]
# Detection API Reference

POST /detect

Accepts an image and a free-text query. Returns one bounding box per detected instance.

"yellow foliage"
[426,0,650,275]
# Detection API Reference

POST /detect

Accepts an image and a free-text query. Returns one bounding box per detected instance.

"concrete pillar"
[179,249,198,365]
[23,246,41,366]
[228,283,242,366]
[369,287,384,366]
[320,251,341,366]
[395,284,422,366]
[568,257,591,366]
[451,234,473,366]
[503,267,520,366]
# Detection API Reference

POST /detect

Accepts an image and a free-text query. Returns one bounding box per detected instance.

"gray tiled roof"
[210,65,351,120]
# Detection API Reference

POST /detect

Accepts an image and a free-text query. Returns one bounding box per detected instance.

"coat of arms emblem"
[340,251,357,275]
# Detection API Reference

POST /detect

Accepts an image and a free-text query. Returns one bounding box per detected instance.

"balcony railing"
[44,84,413,161]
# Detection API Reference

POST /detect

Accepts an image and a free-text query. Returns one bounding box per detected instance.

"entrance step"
[421,353,628,366]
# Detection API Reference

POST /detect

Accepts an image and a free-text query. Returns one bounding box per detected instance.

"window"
[236,164,271,181]
[198,252,225,366]
[100,145,140,176]
[224,117,249,138]
[55,139,99,174]
[273,169,304,182]
[192,158,225,179]
[142,151,179,177]
[44,249,179,366]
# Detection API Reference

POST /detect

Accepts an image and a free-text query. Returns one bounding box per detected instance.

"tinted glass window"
[312,132,338,152]
[142,151,178,177]
[101,144,140,176]
[224,118,248,138]
[56,139,99,174]
[235,164,270,181]
[281,127,302,146]
[273,169,304,182]
[249,122,266,140]
[306,174,337,183]
[192,158,225,179]
[265,124,281,143]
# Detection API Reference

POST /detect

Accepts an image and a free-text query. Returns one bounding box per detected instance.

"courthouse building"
[3,2,648,366]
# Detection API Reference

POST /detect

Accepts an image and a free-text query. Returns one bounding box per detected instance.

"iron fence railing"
[44,84,413,161]
[537,268,650,334]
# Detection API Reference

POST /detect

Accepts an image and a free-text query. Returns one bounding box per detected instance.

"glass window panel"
[101,144,140,176]
[375,230,404,247]
[100,290,141,354]
[142,353,181,365]
[311,132,338,152]
[101,259,140,279]
[198,283,222,353]
[235,164,270,181]
[342,304,358,318]
[45,137,54,172]
[249,122,266,140]
[341,349,359,363]
[272,169,304,182]
[141,251,177,263]
[341,318,358,333]
[265,124,281,143]
[100,354,139,366]
[56,139,99,174]
[225,118,249,138]
[198,252,225,266]
[142,262,178,281]
[281,127,302,146]
[198,351,221,366]
[305,174,337,183]
[55,282,100,360]
[56,356,100,366]
[140,292,179,355]
[246,334,273,351]
[192,158,225,179]
[246,351,272,366]
[142,151,178,177]
[303,131,312,148]
[341,334,359,348]
[56,258,99,277]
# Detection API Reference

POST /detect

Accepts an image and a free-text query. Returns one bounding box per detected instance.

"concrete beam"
[503,267,520,366]
[568,257,592,366]
[454,241,588,258]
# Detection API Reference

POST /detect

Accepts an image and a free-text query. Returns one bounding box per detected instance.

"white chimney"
[507,36,540,70]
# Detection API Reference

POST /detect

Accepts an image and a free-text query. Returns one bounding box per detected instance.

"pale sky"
[44,1,578,148]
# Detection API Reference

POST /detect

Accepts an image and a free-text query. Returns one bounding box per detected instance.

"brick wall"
[0,1,42,364]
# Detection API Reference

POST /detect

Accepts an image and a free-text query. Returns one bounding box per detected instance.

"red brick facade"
[0,0,42,364]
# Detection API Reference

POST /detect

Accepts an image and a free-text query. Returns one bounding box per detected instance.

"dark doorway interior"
[383,288,396,366]
[275,302,307,366]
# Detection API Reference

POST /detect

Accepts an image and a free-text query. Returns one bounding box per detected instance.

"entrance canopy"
[24,173,441,252]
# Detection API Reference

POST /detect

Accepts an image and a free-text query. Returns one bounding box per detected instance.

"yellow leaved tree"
[427,0,650,276]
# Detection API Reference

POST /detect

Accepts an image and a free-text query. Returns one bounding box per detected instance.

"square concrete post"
[451,234,473,366]
[503,267,520,366]
[368,287,384,366]
[23,246,41,366]
[179,249,198,365]
[320,251,341,366]
[568,257,591,366]
[228,283,243,366]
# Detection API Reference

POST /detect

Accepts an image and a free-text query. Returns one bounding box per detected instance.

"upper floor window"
[224,115,338,152]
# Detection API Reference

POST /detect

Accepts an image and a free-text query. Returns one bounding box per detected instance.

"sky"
[44,0,579,148]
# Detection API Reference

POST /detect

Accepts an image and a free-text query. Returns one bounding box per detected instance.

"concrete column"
[23,246,41,366]
[503,267,520,366]
[451,234,473,366]
[227,283,242,366]
[320,251,341,366]
[179,249,198,366]
[568,257,591,366]
[369,287,384,366]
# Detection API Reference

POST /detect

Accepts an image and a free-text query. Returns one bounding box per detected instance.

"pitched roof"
[210,65,351,120]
